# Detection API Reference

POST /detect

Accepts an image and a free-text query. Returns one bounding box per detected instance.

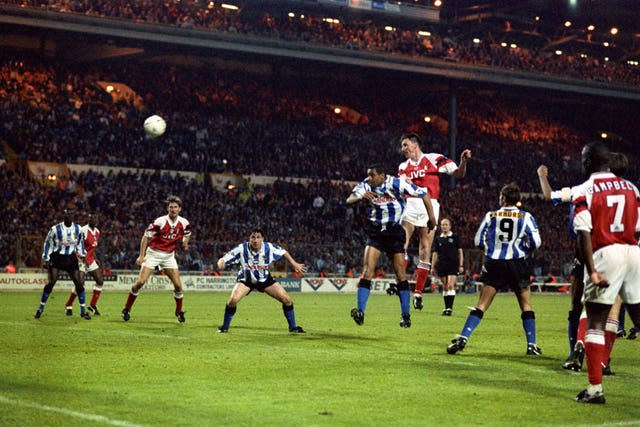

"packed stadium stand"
[1,1,638,279]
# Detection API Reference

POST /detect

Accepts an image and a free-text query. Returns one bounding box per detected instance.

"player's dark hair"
[367,164,386,175]
[166,195,182,207]
[500,182,521,205]
[399,132,422,146]
[609,152,628,177]
[250,228,264,237]
[582,141,609,175]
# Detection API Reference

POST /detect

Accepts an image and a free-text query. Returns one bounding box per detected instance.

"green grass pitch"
[2,291,640,426]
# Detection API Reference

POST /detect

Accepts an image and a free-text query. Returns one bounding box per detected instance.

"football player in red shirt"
[122,195,192,323]
[573,142,640,404]
[397,133,471,310]
[64,213,105,315]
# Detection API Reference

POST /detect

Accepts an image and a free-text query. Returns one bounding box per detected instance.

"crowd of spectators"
[1,54,638,277]
[3,0,640,86]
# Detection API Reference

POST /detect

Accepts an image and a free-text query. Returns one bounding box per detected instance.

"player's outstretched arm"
[347,192,376,204]
[284,252,307,274]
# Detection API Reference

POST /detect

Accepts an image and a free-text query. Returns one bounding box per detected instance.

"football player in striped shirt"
[35,210,90,320]
[347,164,436,328]
[447,182,541,355]
[215,228,307,333]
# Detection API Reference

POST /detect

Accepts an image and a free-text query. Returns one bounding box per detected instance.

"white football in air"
[143,115,166,137]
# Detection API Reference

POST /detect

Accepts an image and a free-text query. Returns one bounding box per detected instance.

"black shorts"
[435,262,458,277]
[49,252,79,273]
[479,258,531,292]
[240,275,276,293]
[365,222,405,257]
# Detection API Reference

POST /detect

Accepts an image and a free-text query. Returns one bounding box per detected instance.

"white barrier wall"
[0,273,398,294]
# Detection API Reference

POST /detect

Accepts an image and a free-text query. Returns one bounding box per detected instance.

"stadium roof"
[441,0,640,58]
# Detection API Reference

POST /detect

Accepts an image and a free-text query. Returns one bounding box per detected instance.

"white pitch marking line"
[0,395,146,427]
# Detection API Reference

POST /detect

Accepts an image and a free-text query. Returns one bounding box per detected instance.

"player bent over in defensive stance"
[347,164,435,328]
[122,196,191,323]
[216,228,307,333]
[447,182,542,355]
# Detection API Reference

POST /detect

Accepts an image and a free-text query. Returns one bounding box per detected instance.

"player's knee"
[280,294,293,306]
[43,283,55,293]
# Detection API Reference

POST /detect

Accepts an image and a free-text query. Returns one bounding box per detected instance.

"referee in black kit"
[431,218,464,316]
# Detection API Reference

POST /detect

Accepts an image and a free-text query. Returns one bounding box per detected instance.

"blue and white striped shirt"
[42,222,86,261]
[221,241,287,284]
[474,206,541,260]
[351,176,428,226]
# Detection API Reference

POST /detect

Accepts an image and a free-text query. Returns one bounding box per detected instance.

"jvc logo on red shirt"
[409,170,426,178]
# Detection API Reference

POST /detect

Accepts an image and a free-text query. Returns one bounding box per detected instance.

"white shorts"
[583,244,640,305]
[79,259,100,274]
[143,248,178,270]
[401,198,440,228]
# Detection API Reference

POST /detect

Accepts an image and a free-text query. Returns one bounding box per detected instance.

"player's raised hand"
[460,149,472,161]
[537,165,548,177]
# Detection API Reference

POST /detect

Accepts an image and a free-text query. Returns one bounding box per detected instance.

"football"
[143,115,166,137]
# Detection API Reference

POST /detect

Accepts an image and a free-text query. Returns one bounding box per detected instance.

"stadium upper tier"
[0,0,639,87]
